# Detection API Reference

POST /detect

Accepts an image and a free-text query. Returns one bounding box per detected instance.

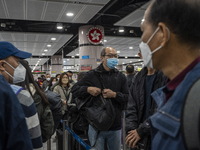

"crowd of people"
[0,0,200,150]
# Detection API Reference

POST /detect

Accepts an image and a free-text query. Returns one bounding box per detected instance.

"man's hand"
[102,89,116,98]
[125,129,141,148]
[87,87,101,96]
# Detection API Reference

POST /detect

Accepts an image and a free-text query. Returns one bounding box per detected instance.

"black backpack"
[182,78,200,150]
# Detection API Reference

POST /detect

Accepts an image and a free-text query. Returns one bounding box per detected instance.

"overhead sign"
[82,55,90,59]
[87,27,104,45]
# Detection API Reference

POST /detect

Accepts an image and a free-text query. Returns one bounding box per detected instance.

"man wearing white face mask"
[72,47,129,150]
[140,0,200,150]
[0,41,43,150]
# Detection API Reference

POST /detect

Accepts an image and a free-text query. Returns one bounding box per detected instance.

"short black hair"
[126,65,134,73]
[148,0,200,46]
[66,71,73,74]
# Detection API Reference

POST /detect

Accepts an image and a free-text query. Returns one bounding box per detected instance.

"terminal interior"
[0,0,150,74]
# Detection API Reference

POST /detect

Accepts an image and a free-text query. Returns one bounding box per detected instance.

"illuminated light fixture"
[76,53,79,56]
[129,47,133,49]
[130,61,132,63]
[125,56,128,59]
[57,23,63,30]
[47,44,51,47]
[71,56,75,58]
[66,12,74,17]
[51,37,56,41]
[63,61,66,63]
[39,59,41,60]
[119,26,124,33]
[67,59,69,61]
[104,39,107,42]
[44,49,48,52]
[42,53,45,55]
[117,51,120,53]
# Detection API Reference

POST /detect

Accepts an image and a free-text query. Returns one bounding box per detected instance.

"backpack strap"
[182,78,200,150]
[10,84,24,95]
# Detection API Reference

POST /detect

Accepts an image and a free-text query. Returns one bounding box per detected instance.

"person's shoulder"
[17,89,34,106]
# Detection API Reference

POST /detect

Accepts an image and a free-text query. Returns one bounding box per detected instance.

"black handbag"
[75,74,116,131]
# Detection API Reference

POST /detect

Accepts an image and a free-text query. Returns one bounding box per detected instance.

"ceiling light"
[66,12,74,17]
[44,49,48,52]
[57,23,63,30]
[125,56,128,59]
[104,39,107,42]
[39,59,41,60]
[67,59,69,61]
[51,37,56,41]
[119,27,124,33]
[47,44,51,47]
[76,53,79,56]
[130,61,132,63]
[117,51,120,53]
[42,53,45,55]
[71,56,75,58]
[129,47,133,49]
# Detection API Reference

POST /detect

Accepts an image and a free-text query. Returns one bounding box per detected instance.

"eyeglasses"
[104,54,119,58]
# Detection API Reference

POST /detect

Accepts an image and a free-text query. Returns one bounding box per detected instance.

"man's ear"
[158,22,170,47]
[0,60,5,72]
[100,56,104,61]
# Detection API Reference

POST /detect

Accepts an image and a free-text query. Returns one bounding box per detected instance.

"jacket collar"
[94,63,119,74]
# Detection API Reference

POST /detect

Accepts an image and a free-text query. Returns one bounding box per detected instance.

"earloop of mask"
[147,27,160,44]
[4,61,15,70]
[4,70,14,79]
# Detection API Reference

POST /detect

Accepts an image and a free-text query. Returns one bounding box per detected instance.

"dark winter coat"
[72,63,129,130]
[126,67,167,150]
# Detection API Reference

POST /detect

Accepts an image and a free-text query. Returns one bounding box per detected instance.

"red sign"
[87,27,103,45]
[80,65,92,71]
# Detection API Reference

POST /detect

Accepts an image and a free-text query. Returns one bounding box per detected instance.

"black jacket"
[72,64,129,130]
[126,67,167,149]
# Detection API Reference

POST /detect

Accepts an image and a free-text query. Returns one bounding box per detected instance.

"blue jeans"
[88,125,121,150]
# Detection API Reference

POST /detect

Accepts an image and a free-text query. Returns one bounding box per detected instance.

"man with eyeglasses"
[72,47,129,150]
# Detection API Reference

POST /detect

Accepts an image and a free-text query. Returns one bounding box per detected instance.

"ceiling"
[0,0,150,71]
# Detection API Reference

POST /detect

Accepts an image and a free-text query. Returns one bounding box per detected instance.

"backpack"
[32,93,54,142]
[182,78,200,150]
[44,89,63,131]
[11,84,54,142]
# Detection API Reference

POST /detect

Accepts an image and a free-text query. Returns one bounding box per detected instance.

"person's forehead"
[105,47,117,54]
[63,74,68,77]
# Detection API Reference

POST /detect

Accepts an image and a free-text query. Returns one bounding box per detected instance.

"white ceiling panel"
[114,2,150,27]
[0,31,73,56]
[5,0,24,19]
[0,0,110,23]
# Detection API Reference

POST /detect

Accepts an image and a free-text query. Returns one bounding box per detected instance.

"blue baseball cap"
[0,41,32,59]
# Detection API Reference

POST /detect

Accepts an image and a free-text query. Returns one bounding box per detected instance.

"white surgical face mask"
[4,61,26,83]
[46,77,50,81]
[139,27,163,68]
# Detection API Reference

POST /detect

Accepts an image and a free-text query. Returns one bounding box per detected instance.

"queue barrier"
[57,120,94,150]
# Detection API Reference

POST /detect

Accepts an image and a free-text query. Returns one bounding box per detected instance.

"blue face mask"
[106,58,119,69]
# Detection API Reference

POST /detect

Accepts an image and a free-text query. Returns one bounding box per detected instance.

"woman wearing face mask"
[47,77,57,91]
[53,73,72,114]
